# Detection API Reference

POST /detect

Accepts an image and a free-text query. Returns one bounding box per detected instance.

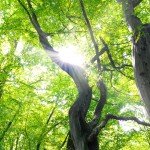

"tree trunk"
[118,0,150,117]
[133,24,150,117]
[18,1,107,149]
[67,129,99,150]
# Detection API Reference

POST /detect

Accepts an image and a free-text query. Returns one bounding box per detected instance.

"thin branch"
[66,15,81,25]
[100,37,133,79]
[46,107,56,124]
[0,108,20,142]
[108,114,150,126]
[88,114,150,141]
[79,0,101,71]
[60,132,69,149]
[37,107,56,150]
[46,29,87,36]
[110,71,137,96]
[91,46,108,64]
[37,122,60,150]
[110,41,130,46]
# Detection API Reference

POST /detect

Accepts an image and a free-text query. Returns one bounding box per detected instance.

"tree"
[0,0,150,149]
[15,0,150,149]
[117,0,150,117]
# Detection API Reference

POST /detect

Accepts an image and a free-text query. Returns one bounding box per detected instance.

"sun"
[58,45,84,66]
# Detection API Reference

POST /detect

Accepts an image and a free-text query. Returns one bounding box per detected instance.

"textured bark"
[133,24,150,117]
[118,0,150,117]
[68,89,92,150]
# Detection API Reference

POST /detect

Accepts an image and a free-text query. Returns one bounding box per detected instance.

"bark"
[133,24,150,117]
[118,0,150,117]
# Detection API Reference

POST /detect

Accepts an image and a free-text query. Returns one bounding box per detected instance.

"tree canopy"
[0,0,150,149]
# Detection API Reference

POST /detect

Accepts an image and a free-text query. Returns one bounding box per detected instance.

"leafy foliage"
[0,0,150,149]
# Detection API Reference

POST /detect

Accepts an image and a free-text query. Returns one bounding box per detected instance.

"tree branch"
[88,114,150,141]
[100,37,133,79]
[46,107,56,124]
[18,0,91,93]
[79,0,101,71]
[89,80,107,128]
[91,46,108,64]
[36,107,56,150]
[0,108,19,142]
[60,132,69,149]
[117,0,142,31]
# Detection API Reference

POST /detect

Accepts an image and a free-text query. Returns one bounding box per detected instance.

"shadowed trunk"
[133,24,150,116]
[118,0,150,117]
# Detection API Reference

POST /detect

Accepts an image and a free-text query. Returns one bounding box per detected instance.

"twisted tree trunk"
[18,0,150,149]
[18,0,107,149]
[118,0,150,117]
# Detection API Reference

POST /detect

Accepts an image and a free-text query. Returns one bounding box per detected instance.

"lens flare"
[58,45,84,66]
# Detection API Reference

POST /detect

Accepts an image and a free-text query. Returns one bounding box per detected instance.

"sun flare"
[58,45,84,66]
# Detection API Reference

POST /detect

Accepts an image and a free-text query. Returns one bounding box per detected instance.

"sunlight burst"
[58,45,84,66]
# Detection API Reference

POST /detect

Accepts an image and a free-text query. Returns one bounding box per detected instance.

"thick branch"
[117,0,142,31]
[18,0,91,114]
[89,80,107,128]
[18,0,90,93]
[94,81,107,119]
